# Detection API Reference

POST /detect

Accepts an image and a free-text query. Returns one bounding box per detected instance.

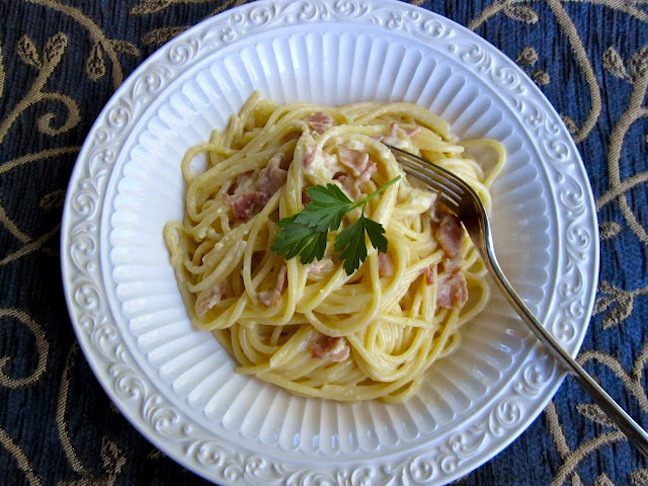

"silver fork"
[390,145,648,458]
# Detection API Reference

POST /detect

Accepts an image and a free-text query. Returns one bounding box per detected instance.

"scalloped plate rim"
[60,0,600,484]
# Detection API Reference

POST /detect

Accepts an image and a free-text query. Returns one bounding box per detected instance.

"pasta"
[163,92,505,402]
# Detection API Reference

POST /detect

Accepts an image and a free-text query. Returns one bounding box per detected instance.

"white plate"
[61,1,599,484]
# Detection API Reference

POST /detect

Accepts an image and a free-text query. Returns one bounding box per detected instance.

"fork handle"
[482,247,648,458]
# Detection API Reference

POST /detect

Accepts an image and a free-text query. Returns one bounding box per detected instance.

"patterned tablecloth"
[0,0,646,484]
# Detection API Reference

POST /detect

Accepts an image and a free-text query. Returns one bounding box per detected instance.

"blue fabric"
[0,0,646,484]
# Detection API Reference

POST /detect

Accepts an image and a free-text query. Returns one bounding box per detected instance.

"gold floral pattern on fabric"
[0,1,646,484]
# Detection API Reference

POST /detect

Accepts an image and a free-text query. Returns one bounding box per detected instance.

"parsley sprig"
[271,176,400,274]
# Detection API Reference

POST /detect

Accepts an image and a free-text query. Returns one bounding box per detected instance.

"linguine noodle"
[164,92,504,402]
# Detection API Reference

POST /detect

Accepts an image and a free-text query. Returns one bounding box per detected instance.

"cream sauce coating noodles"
[164,92,505,402]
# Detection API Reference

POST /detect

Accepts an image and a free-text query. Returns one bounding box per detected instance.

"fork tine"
[391,148,465,208]
[402,166,461,208]
[390,147,464,191]
[398,158,463,196]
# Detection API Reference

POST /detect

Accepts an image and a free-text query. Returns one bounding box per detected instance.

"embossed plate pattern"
[61,1,599,484]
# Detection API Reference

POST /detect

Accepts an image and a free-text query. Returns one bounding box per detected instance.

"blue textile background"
[0,0,646,484]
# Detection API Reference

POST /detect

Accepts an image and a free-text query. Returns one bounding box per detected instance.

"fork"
[389,145,648,458]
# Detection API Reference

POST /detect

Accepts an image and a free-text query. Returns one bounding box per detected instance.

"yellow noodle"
[163,93,505,402]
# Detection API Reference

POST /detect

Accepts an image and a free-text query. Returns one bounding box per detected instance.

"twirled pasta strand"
[164,92,504,402]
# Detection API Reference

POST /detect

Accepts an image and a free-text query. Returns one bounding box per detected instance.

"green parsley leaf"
[333,216,368,275]
[272,175,401,273]
[294,184,353,232]
[362,216,388,253]
[334,215,387,275]
[270,216,328,264]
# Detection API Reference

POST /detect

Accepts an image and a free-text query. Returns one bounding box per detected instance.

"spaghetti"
[164,92,505,402]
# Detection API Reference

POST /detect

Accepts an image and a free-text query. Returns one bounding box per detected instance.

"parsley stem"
[349,175,401,211]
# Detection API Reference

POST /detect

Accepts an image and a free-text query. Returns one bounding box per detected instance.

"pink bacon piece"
[305,112,334,135]
[376,122,420,147]
[378,252,393,277]
[421,187,468,309]
[422,265,435,286]
[302,147,316,168]
[436,214,463,258]
[337,146,369,175]
[436,271,469,309]
[336,146,377,199]
[403,126,421,138]
[256,154,287,195]
[311,334,351,362]
[225,191,267,221]
[306,258,334,280]
[421,266,469,309]
[337,164,376,200]
[424,213,468,308]
[225,154,287,221]
[195,284,226,318]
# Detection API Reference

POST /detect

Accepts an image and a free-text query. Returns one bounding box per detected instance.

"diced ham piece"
[303,147,316,168]
[378,252,393,277]
[403,126,421,138]
[337,175,355,198]
[258,265,287,307]
[375,122,402,146]
[423,212,468,309]
[428,199,443,223]
[336,146,377,200]
[355,160,377,188]
[258,292,279,307]
[225,191,267,221]
[305,112,334,135]
[195,284,225,318]
[306,258,334,280]
[256,154,287,195]
[225,191,267,220]
[422,265,435,285]
[376,122,420,147]
[338,146,370,175]
[311,334,351,362]
[422,266,468,309]
[436,271,468,309]
[338,165,377,199]
[226,154,287,220]
[436,214,463,258]
[383,122,400,144]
